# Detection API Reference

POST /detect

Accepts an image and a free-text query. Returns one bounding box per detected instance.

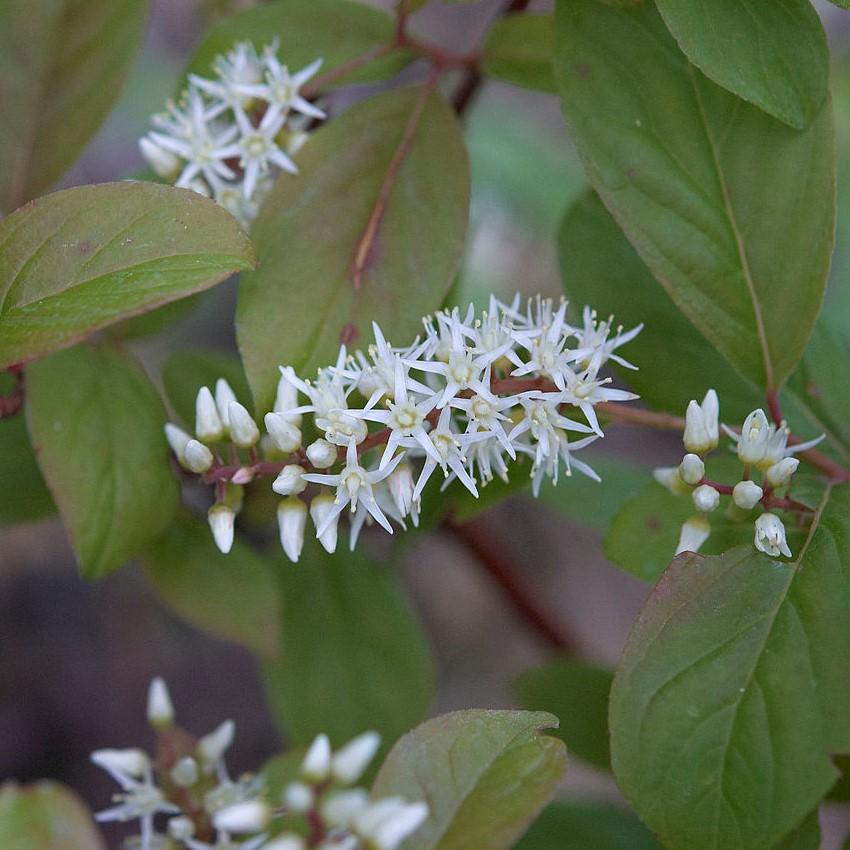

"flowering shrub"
[2,2,850,850]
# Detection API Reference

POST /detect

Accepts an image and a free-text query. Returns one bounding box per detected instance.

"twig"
[302,43,398,97]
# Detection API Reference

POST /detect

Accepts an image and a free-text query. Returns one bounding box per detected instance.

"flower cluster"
[164,296,642,561]
[91,678,427,850]
[139,41,324,225]
[654,391,823,559]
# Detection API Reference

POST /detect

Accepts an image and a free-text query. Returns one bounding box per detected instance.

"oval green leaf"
[26,343,180,579]
[553,0,835,391]
[372,710,566,850]
[0,182,255,369]
[610,484,850,849]
[237,85,469,412]
[481,14,556,93]
[0,0,147,213]
[655,0,828,130]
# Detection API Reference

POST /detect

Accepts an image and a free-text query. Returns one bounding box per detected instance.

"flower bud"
[275,368,303,425]
[147,677,174,728]
[355,799,429,850]
[264,835,306,850]
[170,756,199,788]
[736,409,770,465]
[265,411,302,453]
[184,439,214,473]
[310,491,339,554]
[732,480,763,511]
[208,504,235,554]
[164,423,192,466]
[196,386,224,443]
[683,389,719,454]
[167,816,195,841]
[306,438,337,469]
[228,401,260,448]
[91,748,149,779]
[322,789,369,828]
[678,453,705,486]
[692,484,720,513]
[653,467,689,496]
[139,136,181,179]
[675,515,711,555]
[214,378,239,431]
[387,461,415,517]
[754,512,792,558]
[301,733,332,782]
[332,731,381,785]
[767,457,799,488]
[283,781,314,813]
[273,464,307,496]
[198,719,235,767]
[278,497,307,563]
[213,800,271,834]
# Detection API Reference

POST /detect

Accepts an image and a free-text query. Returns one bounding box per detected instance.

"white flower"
[228,401,261,448]
[139,136,180,178]
[265,411,302,453]
[213,800,271,834]
[322,789,369,828]
[236,49,325,120]
[692,484,719,513]
[732,480,763,510]
[301,733,332,782]
[278,497,307,563]
[147,678,174,728]
[208,504,235,554]
[310,490,339,554]
[306,438,338,468]
[164,422,192,466]
[272,464,307,496]
[215,378,240,431]
[185,439,214,473]
[559,363,638,436]
[683,389,719,454]
[263,836,306,850]
[230,104,298,198]
[354,798,429,850]
[572,306,643,371]
[653,466,690,496]
[282,781,313,813]
[190,41,265,110]
[196,386,225,443]
[199,719,236,772]
[274,368,303,424]
[675,515,710,555]
[170,757,199,788]
[754,512,792,558]
[678,453,705,486]
[331,731,381,785]
[386,461,416,519]
[728,409,770,464]
[767,457,799,488]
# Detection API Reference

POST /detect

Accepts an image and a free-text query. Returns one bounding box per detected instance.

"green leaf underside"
[553,0,835,390]
[143,512,282,659]
[26,344,179,579]
[237,85,469,413]
[560,190,850,462]
[263,544,434,751]
[513,801,660,850]
[654,0,828,130]
[610,484,850,850]
[0,183,255,369]
[0,412,54,525]
[185,0,409,89]
[0,781,105,850]
[372,710,566,850]
[514,659,614,771]
[481,14,556,93]
[0,0,147,213]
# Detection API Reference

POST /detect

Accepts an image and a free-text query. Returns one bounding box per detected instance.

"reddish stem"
[766,389,784,427]
[0,367,24,419]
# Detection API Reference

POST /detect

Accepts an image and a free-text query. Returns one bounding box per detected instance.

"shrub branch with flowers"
[1,1,850,850]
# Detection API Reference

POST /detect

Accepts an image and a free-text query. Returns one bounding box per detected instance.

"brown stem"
[302,43,397,97]
[448,517,577,653]
[766,389,783,428]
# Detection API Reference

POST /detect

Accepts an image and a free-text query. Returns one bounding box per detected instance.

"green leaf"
[372,710,566,850]
[514,659,613,771]
[143,512,282,659]
[654,0,828,130]
[481,14,556,93]
[237,85,469,412]
[0,0,148,213]
[263,544,434,751]
[827,0,850,7]
[186,0,409,89]
[26,344,179,579]
[162,348,250,428]
[553,0,835,390]
[0,781,105,850]
[610,484,850,850]
[513,801,660,850]
[0,183,255,369]
[261,748,305,803]
[773,810,821,850]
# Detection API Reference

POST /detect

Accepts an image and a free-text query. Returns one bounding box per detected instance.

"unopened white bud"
[737,409,770,465]
[283,781,314,813]
[147,677,174,728]
[198,719,235,767]
[278,497,307,563]
[732,480,763,511]
[310,491,339,554]
[165,423,192,466]
[692,484,720,513]
[332,731,380,784]
[208,504,235,554]
[170,756,199,788]
[767,457,799,488]
[213,800,271,834]
[653,467,689,496]
[139,136,180,178]
[273,464,307,496]
[675,515,711,555]
[228,401,260,448]
[91,748,149,779]
[196,386,224,443]
[301,733,332,782]
[678,453,705,486]
[306,438,337,469]
[215,378,239,431]
[322,789,369,828]
[275,368,303,425]
[264,835,306,850]
[168,816,195,841]
[184,439,214,473]
[355,798,429,850]
[683,390,719,454]
[265,412,302,453]
[387,462,415,517]
[754,512,792,558]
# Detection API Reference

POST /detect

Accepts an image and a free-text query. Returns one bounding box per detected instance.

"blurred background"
[3,0,850,846]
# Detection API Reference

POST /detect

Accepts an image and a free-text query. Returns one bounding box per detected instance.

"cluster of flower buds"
[164,296,642,561]
[139,40,324,225]
[654,391,823,559]
[91,678,427,850]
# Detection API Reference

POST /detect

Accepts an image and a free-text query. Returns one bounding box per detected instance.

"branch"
[302,43,398,97]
